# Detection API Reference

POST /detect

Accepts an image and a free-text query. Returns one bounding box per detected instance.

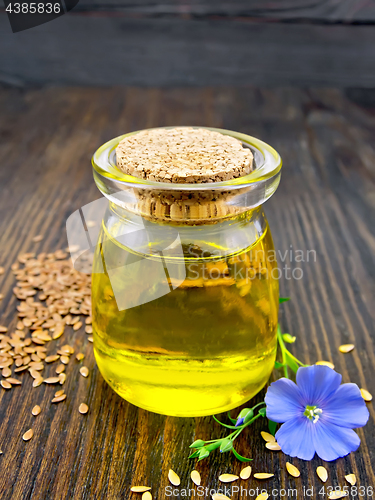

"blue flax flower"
[265,365,369,461]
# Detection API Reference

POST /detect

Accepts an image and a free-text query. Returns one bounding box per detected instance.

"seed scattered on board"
[360,389,372,402]
[168,469,181,486]
[316,361,335,369]
[142,492,152,500]
[44,377,60,384]
[345,473,356,485]
[1,380,12,389]
[328,491,348,499]
[218,474,239,483]
[80,366,89,378]
[339,344,355,353]
[212,494,231,500]
[255,494,269,500]
[22,429,33,441]
[190,470,201,486]
[32,405,41,416]
[316,466,328,482]
[260,431,275,443]
[253,473,274,480]
[130,486,151,493]
[52,394,67,403]
[79,403,89,414]
[240,466,252,480]
[286,462,300,478]
[265,442,281,451]
[32,235,44,242]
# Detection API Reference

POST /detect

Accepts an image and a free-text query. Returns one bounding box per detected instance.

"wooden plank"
[72,0,375,23]
[0,86,374,499]
[1,14,375,87]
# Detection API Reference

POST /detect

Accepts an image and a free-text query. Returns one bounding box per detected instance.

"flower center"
[304,405,323,424]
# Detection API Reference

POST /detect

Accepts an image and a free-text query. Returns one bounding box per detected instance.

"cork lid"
[115,127,253,183]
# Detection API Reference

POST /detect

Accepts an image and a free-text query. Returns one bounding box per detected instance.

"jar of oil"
[91,127,282,416]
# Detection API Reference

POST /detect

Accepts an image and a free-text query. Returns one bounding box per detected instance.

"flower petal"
[312,420,361,461]
[275,417,316,460]
[265,378,304,423]
[322,383,370,428]
[296,365,342,406]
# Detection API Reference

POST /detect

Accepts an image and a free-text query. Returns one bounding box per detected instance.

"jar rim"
[92,126,282,192]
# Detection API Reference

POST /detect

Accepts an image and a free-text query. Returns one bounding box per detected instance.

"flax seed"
[80,366,89,378]
[79,403,88,414]
[286,462,300,478]
[7,378,22,385]
[316,466,328,482]
[45,355,59,363]
[52,394,67,403]
[260,431,276,443]
[44,377,60,384]
[190,470,201,486]
[23,429,33,441]
[73,321,82,331]
[240,466,251,480]
[218,474,239,483]
[33,377,43,387]
[339,344,355,353]
[32,405,41,416]
[168,469,180,486]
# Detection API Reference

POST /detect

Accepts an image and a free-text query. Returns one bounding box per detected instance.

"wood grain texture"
[0,86,374,499]
[1,13,375,87]
[73,0,375,23]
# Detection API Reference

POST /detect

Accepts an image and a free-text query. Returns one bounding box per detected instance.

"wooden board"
[74,0,375,23]
[1,13,375,87]
[0,86,374,499]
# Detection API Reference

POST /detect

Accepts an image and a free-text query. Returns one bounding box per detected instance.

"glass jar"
[91,127,282,417]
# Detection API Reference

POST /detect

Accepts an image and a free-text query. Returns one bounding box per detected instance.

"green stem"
[277,325,289,379]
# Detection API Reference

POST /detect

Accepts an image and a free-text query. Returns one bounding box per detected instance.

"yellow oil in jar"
[92,219,279,417]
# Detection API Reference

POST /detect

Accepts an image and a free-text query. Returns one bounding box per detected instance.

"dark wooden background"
[1,0,375,87]
[0,86,374,499]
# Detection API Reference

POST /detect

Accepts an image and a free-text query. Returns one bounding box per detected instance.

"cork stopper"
[116,127,253,183]
[115,127,254,224]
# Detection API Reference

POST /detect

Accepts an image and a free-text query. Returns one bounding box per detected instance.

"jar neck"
[103,201,267,260]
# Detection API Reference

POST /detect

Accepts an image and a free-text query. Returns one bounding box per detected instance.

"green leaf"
[188,450,200,459]
[268,419,277,436]
[274,361,284,369]
[220,438,233,453]
[279,297,290,303]
[258,408,267,417]
[285,352,299,373]
[282,333,296,344]
[232,448,253,462]
[227,411,237,424]
[198,448,210,461]
[189,439,205,449]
